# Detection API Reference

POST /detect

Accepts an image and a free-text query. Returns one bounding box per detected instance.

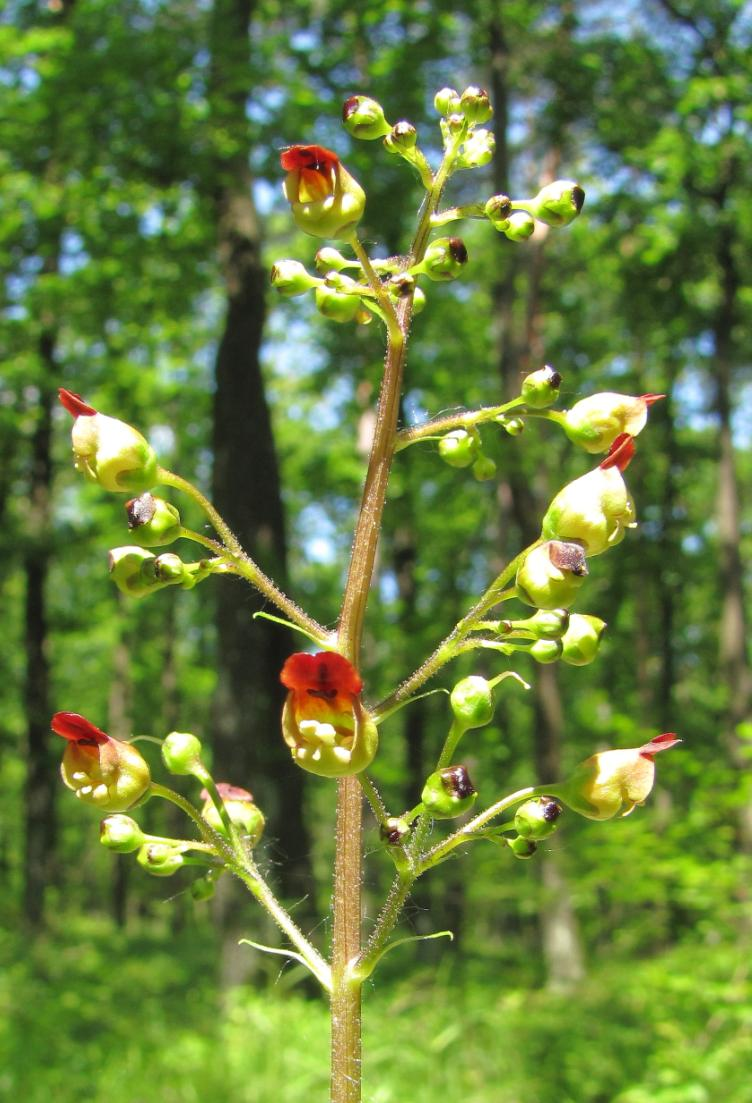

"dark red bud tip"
[280,145,340,173]
[280,650,363,696]
[201,782,254,802]
[342,96,359,121]
[600,433,635,471]
[639,732,681,759]
[58,388,97,418]
[448,237,468,264]
[572,186,585,214]
[641,393,666,406]
[51,711,109,745]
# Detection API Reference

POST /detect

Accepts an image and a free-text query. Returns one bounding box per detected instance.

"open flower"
[280,145,365,239]
[553,733,680,820]
[58,388,158,494]
[562,392,664,454]
[280,651,378,777]
[52,711,151,812]
[541,434,637,556]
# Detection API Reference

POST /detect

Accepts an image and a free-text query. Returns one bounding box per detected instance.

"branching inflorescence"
[53,86,679,1103]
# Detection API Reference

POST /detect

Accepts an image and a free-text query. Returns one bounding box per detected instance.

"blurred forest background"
[1,1,751,1101]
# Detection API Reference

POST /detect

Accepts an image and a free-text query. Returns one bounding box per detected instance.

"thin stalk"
[418,785,545,872]
[394,396,525,451]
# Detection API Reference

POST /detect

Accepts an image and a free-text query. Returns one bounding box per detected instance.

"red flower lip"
[58,389,97,418]
[641,394,665,406]
[281,651,363,702]
[599,432,635,472]
[280,145,340,174]
[639,732,681,759]
[52,711,109,747]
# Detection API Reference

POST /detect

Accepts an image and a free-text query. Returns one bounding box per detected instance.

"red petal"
[280,144,340,174]
[641,394,665,406]
[51,711,109,745]
[58,388,97,417]
[639,732,681,759]
[280,651,362,696]
[600,433,635,471]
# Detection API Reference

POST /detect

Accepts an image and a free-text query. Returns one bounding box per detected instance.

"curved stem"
[418,785,546,872]
[395,396,526,452]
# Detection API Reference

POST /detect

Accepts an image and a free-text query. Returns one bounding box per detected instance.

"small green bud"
[459,85,493,124]
[162,731,204,776]
[383,120,418,154]
[315,284,362,323]
[108,546,182,598]
[456,129,495,169]
[524,608,570,640]
[125,493,181,547]
[314,246,352,274]
[443,113,466,136]
[514,797,563,840]
[508,835,537,859]
[484,194,513,227]
[438,429,480,469]
[137,843,185,877]
[503,211,536,241]
[434,87,462,116]
[472,454,497,481]
[521,365,562,409]
[421,765,478,819]
[515,540,588,610]
[201,783,265,846]
[529,639,563,664]
[450,675,495,730]
[191,875,217,902]
[100,814,146,853]
[388,273,416,300]
[342,95,391,140]
[501,416,525,436]
[560,613,607,666]
[528,180,585,227]
[416,236,468,282]
[380,816,411,846]
[270,259,320,297]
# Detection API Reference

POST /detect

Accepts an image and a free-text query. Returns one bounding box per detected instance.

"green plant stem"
[394,396,525,451]
[418,785,546,872]
[157,467,330,645]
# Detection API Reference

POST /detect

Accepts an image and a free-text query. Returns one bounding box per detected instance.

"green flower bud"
[459,85,493,124]
[421,765,477,819]
[520,608,570,639]
[456,129,495,169]
[503,211,536,241]
[384,121,418,153]
[162,731,204,776]
[191,874,217,901]
[100,814,146,853]
[315,284,362,323]
[380,816,411,846]
[342,95,391,140]
[562,393,664,454]
[434,87,462,116]
[270,259,320,297]
[388,273,416,301]
[415,236,468,282]
[200,783,265,845]
[560,613,607,666]
[541,443,636,557]
[450,675,495,730]
[527,180,585,227]
[529,639,563,664]
[314,246,352,273]
[501,416,525,436]
[508,835,537,859]
[281,145,365,240]
[108,546,188,598]
[521,365,562,409]
[59,390,158,494]
[125,493,181,547]
[514,797,563,840]
[438,429,480,469]
[137,843,185,877]
[484,194,513,227]
[472,454,497,481]
[515,540,588,610]
[412,286,427,314]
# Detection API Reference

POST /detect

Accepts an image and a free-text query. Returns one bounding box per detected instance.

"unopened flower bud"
[191,874,217,901]
[503,210,535,241]
[388,273,416,300]
[450,675,495,731]
[484,194,513,227]
[541,435,637,556]
[380,816,411,846]
[528,180,585,227]
[137,843,185,877]
[416,237,468,282]
[100,814,146,853]
[457,129,495,169]
[270,259,320,297]
[108,546,195,598]
[201,783,265,845]
[438,429,480,469]
[421,765,477,819]
[560,614,607,666]
[125,493,181,547]
[342,95,391,140]
[434,87,462,116]
[162,731,204,776]
[515,540,588,610]
[281,145,365,240]
[562,393,664,454]
[514,797,563,840]
[315,285,362,323]
[459,85,493,124]
[554,733,680,820]
[384,121,417,153]
[472,454,497,481]
[502,416,525,436]
[59,389,158,494]
[524,608,570,639]
[530,639,563,664]
[521,365,562,409]
[314,246,352,273]
[508,835,537,859]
